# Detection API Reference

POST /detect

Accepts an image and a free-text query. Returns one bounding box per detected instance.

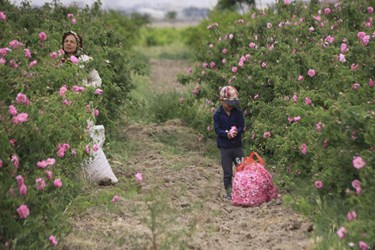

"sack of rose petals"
[231,152,279,207]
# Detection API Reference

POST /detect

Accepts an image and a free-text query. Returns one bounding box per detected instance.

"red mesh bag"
[232,152,279,207]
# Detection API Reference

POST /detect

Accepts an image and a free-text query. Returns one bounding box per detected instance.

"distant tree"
[165,11,177,21]
[216,0,256,12]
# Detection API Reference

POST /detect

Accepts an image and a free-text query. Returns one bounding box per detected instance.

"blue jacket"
[213,105,245,148]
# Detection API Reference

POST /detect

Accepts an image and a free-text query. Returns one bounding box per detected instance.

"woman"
[61,31,102,87]
[61,31,118,185]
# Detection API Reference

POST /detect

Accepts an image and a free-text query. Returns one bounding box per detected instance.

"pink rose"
[38,32,47,41]
[24,48,31,59]
[352,179,362,194]
[368,7,374,13]
[307,69,315,77]
[28,60,37,68]
[314,180,323,189]
[8,105,18,116]
[70,55,79,64]
[315,122,323,132]
[35,178,46,191]
[297,75,303,81]
[232,66,238,73]
[346,210,357,221]
[95,88,103,95]
[59,85,68,96]
[11,154,19,168]
[368,79,374,87]
[19,183,27,196]
[93,109,100,117]
[50,52,58,59]
[300,143,308,155]
[53,179,63,188]
[71,18,77,25]
[16,93,29,105]
[340,43,348,53]
[112,195,120,203]
[17,204,30,219]
[45,170,53,180]
[263,131,271,138]
[0,11,7,21]
[359,241,369,250]
[324,8,331,15]
[336,227,346,239]
[304,97,312,105]
[261,62,267,68]
[292,94,298,103]
[222,48,228,54]
[49,235,58,247]
[352,156,365,169]
[135,172,143,183]
[0,159,3,168]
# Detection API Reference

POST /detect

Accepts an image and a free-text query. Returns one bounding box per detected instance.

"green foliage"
[0,0,147,248]
[179,0,375,248]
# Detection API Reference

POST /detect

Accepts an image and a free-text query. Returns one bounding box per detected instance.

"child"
[213,86,245,200]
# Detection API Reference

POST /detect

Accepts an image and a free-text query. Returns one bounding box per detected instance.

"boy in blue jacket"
[213,86,245,200]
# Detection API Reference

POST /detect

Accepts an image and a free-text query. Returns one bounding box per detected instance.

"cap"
[219,86,240,106]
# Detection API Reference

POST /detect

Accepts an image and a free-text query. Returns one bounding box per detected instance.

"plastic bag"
[232,152,278,207]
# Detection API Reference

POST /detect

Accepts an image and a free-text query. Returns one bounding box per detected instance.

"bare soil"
[63,59,314,250]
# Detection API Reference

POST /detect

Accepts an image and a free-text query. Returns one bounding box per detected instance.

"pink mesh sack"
[232,152,279,207]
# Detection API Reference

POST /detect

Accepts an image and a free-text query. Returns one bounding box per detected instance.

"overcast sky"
[12,0,276,9]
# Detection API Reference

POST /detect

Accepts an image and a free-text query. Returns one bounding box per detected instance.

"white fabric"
[79,55,102,87]
[79,55,117,184]
[89,125,105,148]
[84,148,118,184]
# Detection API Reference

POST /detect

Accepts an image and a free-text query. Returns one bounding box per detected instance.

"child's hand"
[227,126,238,139]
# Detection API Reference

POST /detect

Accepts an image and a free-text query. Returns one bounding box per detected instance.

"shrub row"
[179,0,374,248]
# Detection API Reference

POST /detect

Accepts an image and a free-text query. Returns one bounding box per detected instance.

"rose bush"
[180,0,374,247]
[0,0,146,248]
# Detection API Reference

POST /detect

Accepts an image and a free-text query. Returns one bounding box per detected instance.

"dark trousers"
[219,147,244,191]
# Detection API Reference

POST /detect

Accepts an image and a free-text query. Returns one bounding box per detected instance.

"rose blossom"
[17,204,30,219]
[359,241,369,250]
[59,85,68,96]
[307,69,315,77]
[346,210,357,221]
[50,52,58,59]
[0,11,7,21]
[352,179,362,194]
[45,170,53,180]
[24,48,31,59]
[95,88,103,95]
[352,156,365,169]
[112,195,120,203]
[368,79,374,87]
[53,179,62,188]
[315,180,323,189]
[28,60,37,68]
[70,55,79,64]
[35,178,46,191]
[336,227,346,239]
[297,75,303,81]
[135,172,143,183]
[300,143,308,155]
[38,32,47,41]
[49,235,58,247]
[8,105,18,116]
[19,183,27,196]
[263,131,271,138]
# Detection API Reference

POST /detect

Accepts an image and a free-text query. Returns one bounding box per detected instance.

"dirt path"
[64,59,313,249]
